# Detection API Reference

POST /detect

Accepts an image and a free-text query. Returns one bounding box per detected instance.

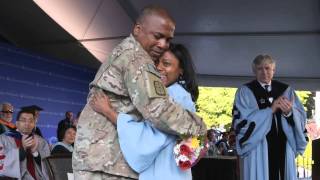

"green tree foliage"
[296,91,313,118]
[296,91,311,107]
[196,87,236,130]
[295,91,313,169]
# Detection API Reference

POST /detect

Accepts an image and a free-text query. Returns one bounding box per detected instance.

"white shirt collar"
[258,81,272,91]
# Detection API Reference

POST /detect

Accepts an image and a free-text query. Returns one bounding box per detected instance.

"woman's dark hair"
[169,43,199,102]
[61,125,76,142]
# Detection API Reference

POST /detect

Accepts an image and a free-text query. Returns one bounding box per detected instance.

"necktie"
[26,152,37,180]
[264,85,270,92]
[13,137,37,180]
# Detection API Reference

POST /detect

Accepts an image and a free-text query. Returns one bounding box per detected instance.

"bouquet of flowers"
[173,135,208,170]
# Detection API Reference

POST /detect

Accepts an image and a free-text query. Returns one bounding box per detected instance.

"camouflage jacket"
[72,35,207,178]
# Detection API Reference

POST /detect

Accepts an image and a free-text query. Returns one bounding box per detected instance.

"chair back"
[44,155,72,180]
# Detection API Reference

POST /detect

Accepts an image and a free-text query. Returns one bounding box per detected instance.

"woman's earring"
[178,75,185,85]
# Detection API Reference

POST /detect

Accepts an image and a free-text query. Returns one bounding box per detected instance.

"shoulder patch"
[143,64,167,98]
[154,81,166,96]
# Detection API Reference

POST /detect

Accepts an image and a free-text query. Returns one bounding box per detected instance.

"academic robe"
[0,118,16,135]
[232,80,308,180]
[51,142,73,156]
[0,130,50,180]
[117,83,195,180]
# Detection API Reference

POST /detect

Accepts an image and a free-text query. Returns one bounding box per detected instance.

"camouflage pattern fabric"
[74,170,136,180]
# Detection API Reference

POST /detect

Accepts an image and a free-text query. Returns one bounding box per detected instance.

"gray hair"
[252,54,276,73]
[0,102,13,119]
[0,102,13,111]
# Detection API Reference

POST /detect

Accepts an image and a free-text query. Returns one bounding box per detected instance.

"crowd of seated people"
[206,128,237,157]
[0,102,77,179]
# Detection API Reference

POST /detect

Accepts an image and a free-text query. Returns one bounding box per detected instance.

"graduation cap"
[20,105,44,111]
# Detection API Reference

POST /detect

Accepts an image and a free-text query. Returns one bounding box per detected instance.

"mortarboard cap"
[20,105,44,111]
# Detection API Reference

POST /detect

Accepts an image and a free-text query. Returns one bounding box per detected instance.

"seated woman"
[90,44,205,180]
[51,125,76,156]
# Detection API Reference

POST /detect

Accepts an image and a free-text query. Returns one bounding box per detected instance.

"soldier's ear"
[133,23,142,37]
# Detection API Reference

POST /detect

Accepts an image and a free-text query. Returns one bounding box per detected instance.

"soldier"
[72,5,207,180]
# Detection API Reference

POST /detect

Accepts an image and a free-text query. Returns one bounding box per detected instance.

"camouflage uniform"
[74,170,136,180]
[72,35,207,179]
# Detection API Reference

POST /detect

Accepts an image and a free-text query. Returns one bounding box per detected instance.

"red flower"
[0,155,5,160]
[179,160,192,170]
[180,144,192,157]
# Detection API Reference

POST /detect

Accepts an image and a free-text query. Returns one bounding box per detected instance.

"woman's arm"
[90,90,171,173]
[89,91,118,125]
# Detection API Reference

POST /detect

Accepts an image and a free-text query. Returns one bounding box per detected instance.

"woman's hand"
[90,91,118,124]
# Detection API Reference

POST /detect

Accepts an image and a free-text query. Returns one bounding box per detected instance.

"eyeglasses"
[1,110,13,114]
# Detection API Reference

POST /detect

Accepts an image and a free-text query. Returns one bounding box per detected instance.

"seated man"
[21,105,44,137]
[0,109,50,179]
[0,102,16,134]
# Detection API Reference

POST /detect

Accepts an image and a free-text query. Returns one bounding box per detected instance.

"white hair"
[252,54,276,73]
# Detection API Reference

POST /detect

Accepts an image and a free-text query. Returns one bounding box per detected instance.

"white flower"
[173,144,180,155]
[179,155,189,162]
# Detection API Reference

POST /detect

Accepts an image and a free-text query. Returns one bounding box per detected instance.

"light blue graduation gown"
[233,85,308,180]
[117,83,194,180]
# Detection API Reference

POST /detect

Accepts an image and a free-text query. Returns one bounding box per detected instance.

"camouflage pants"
[74,170,137,180]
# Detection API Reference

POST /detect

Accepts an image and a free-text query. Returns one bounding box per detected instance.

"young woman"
[90,44,203,180]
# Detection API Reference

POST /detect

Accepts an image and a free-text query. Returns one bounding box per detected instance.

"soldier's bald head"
[133,5,175,61]
[135,5,175,26]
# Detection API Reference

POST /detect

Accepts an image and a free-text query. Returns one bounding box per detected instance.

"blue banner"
[0,43,96,144]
